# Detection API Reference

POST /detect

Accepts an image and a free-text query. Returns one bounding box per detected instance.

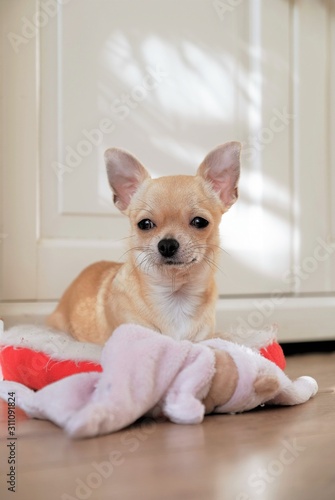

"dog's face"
[126,174,224,273]
[105,143,241,275]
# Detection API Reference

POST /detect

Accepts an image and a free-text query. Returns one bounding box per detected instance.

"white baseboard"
[1,296,335,342]
[0,301,56,329]
[216,295,335,342]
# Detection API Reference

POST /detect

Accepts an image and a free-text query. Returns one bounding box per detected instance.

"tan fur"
[203,350,238,413]
[253,376,280,397]
[47,144,241,344]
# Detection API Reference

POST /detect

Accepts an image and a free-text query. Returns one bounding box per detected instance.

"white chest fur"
[148,269,212,341]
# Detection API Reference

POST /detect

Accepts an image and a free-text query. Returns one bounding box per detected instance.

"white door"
[1,0,335,340]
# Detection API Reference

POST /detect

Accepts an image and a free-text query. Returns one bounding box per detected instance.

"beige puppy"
[47,142,241,344]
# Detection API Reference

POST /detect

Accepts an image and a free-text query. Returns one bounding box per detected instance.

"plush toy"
[0,322,317,438]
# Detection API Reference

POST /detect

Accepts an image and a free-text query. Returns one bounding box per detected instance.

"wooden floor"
[0,352,334,500]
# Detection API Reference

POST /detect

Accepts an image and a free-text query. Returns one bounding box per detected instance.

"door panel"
[38,0,293,298]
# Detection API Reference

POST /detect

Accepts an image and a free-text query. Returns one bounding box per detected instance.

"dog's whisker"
[120,245,150,262]
[203,255,225,274]
[117,234,136,242]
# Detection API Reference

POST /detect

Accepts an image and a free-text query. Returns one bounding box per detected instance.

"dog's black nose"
[158,238,179,258]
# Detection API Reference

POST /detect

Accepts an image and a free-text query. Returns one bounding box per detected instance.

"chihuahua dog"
[47,142,241,344]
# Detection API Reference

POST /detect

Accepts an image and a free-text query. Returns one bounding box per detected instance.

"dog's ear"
[197,142,241,210]
[104,148,151,213]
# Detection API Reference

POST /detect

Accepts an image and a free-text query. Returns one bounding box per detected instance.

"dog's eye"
[138,219,155,230]
[190,217,209,229]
